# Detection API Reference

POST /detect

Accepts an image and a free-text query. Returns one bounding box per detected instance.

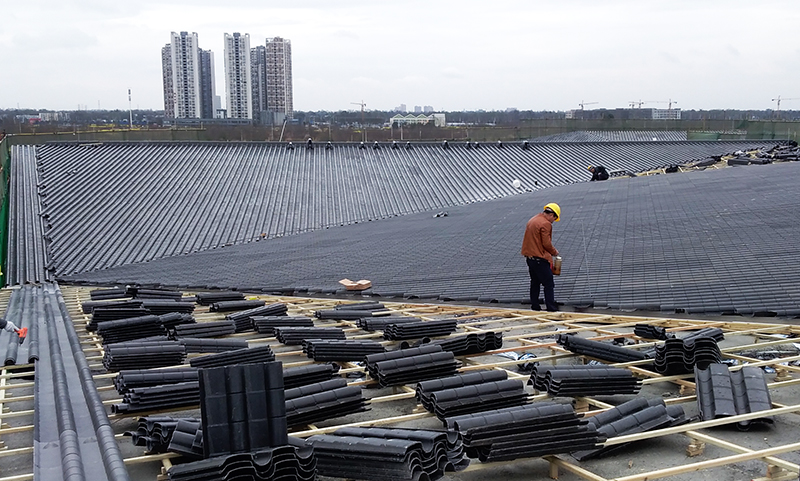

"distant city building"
[164,32,196,119]
[393,104,407,113]
[38,111,71,122]
[249,37,293,125]
[265,37,293,123]
[423,105,433,114]
[414,106,422,113]
[161,45,174,119]
[198,49,217,120]
[162,32,216,120]
[390,113,446,127]
[566,108,671,121]
[250,45,268,124]
[652,108,681,120]
[224,32,252,120]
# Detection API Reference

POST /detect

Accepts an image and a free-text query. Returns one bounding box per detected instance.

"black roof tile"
[695,363,774,430]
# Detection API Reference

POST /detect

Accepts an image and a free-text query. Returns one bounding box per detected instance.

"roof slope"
[532,131,688,142]
[32,140,781,277]
[60,161,800,316]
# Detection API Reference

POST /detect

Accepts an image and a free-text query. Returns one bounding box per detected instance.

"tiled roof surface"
[22,140,784,278]
[61,160,800,316]
[6,145,50,285]
[532,131,688,142]
[30,283,129,481]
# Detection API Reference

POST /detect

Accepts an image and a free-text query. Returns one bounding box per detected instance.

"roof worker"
[521,203,561,312]
[588,165,609,181]
[0,317,21,335]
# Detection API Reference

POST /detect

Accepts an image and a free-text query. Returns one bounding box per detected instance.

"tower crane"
[772,95,800,112]
[628,100,646,108]
[578,100,598,110]
[351,100,367,141]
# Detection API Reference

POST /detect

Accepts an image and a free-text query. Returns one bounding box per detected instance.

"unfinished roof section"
[5,286,797,481]
[28,140,782,279]
[62,161,800,316]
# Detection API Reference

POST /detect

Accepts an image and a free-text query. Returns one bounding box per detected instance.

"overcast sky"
[3,0,799,112]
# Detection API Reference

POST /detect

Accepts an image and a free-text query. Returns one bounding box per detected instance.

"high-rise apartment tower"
[250,46,268,124]
[265,37,293,122]
[224,32,252,120]
[161,31,216,119]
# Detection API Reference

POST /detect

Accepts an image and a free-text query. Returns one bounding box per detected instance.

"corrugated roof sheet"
[21,140,785,279]
[59,160,800,316]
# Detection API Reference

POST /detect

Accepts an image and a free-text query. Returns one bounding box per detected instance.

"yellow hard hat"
[587,165,594,171]
[544,202,561,221]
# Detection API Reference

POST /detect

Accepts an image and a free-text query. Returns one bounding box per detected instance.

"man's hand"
[3,320,19,333]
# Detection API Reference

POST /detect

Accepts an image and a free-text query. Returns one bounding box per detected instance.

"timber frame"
[1,285,799,481]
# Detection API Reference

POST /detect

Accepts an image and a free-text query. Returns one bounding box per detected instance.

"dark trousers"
[526,257,557,311]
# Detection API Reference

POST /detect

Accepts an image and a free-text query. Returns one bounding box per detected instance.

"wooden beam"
[683,430,798,473]
[605,404,800,446]
[612,442,800,481]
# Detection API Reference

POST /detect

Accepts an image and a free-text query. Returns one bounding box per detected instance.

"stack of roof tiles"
[125,416,200,454]
[306,427,469,481]
[555,334,651,363]
[114,368,199,393]
[634,324,675,340]
[139,300,196,316]
[253,316,314,334]
[167,444,316,481]
[572,398,686,460]
[447,403,605,462]
[283,363,340,389]
[695,363,774,430]
[158,312,196,330]
[357,316,422,331]
[365,345,459,387]
[529,365,642,396]
[81,298,143,314]
[209,299,265,313]
[383,319,459,340]
[97,315,168,344]
[428,332,503,355]
[302,339,386,361]
[88,306,150,331]
[167,362,316,481]
[167,419,204,459]
[273,326,346,345]
[189,345,275,369]
[195,291,245,306]
[90,287,129,300]
[179,338,248,354]
[114,363,341,398]
[416,370,528,421]
[103,340,186,371]
[129,287,185,299]
[199,362,288,456]
[653,334,722,375]
[315,302,389,320]
[111,381,200,414]
[172,320,236,339]
[225,302,288,333]
[284,378,368,428]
